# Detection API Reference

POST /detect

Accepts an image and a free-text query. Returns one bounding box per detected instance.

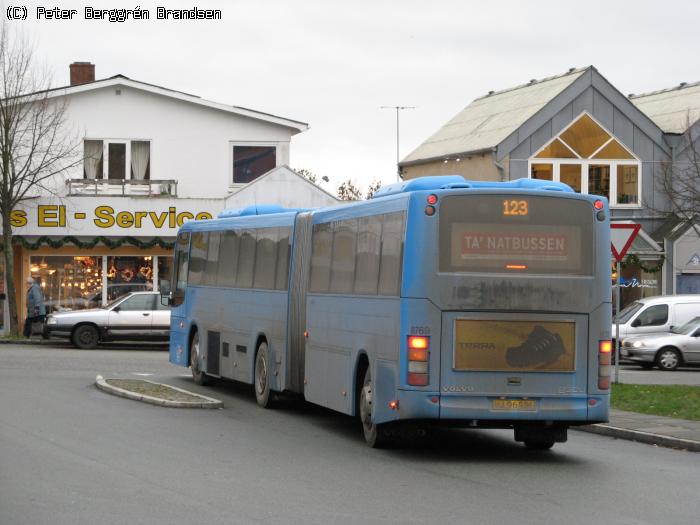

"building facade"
[0,63,337,333]
[400,67,700,308]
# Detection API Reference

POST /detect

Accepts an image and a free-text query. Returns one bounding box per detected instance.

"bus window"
[275,228,291,291]
[254,228,279,290]
[203,231,221,286]
[172,232,190,307]
[378,212,405,296]
[188,232,208,285]
[236,230,256,288]
[330,219,358,294]
[310,222,332,293]
[354,215,382,295]
[217,230,240,288]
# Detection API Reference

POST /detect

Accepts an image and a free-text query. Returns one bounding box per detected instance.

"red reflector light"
[425,205,436,216]
[388,400,399,410]
[407,372,428,386]
[408,336,429,350]
[506,264,528,270]
[599,340,612,353]
[427,194,438,205]
[408,347,428,362]
[594,199,604,210]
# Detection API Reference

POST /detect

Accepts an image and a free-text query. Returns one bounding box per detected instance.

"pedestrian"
[24,276,46,338]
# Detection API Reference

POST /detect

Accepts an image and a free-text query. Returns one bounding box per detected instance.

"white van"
[613,295,700,340]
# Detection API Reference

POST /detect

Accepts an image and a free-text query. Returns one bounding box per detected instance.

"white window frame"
[84,139,152,181]
[527,111,642,209]
[229,141,279,188]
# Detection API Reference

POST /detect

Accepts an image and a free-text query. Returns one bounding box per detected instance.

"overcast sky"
[15,0,700,193]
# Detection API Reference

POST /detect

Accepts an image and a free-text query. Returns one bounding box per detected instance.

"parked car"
[613,295,700,340]
[621,316,700,370]
[44,283,153,313]
[43,291,170,349]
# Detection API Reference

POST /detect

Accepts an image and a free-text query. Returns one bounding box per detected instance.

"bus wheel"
[254,341,274,408]
[359,367,388,448]
[72,325,99,349]
[190,332,209,385]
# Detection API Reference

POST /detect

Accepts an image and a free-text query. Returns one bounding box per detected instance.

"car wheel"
[71,325,99,349]
[254,341,274,408]
[190,331,210,385]
[359,366,389,448]
[656,347,681,371]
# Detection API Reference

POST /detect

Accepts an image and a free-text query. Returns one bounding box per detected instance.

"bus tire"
[359,366,389,448]
[190,331,210,385]
[72,324,99,349]
[254,341,274,408]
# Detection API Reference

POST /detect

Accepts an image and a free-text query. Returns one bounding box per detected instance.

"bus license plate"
[492,399,536,411]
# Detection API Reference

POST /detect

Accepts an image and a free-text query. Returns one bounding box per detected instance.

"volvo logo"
[443,385,475,392]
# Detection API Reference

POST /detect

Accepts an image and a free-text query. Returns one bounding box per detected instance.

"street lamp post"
[380,105,415,182]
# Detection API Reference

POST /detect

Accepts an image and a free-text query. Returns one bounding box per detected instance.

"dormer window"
[83,140,151,180]
[528,113,640,207]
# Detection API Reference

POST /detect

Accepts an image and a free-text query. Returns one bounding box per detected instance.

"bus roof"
[372,176,575,198]
[218,204,310,218]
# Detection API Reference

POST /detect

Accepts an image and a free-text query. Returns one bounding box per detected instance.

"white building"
[0,62,337,332]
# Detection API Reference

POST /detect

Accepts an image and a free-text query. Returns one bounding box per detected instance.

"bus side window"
[275,227,292,291]
[236,229,257,288]
[254,227,279,290]
[330,219,358,294]
[188,232,208,285]
[203,231,221,286]
[310,222,332,293]
[354,215,381,295]
[378,212,405,296]
[217,230,240,288]
[172,232,190,307]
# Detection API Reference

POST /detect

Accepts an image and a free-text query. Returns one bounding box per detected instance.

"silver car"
[44,292,170,349]
[621,316,700,370]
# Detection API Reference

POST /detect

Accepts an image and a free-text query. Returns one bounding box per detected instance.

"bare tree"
[657,120,700,235]
[295,168,330,186]
[336,179,362,201]
[0,23,79,335]
[365,179,382,199]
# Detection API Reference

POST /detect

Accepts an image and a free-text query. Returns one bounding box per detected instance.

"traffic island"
[95,375,223,408]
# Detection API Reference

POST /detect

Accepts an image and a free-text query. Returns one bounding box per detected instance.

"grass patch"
[611,384,700,421]
[105,379,210,403]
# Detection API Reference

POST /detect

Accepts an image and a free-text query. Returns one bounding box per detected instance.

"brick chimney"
[69,62,95,86]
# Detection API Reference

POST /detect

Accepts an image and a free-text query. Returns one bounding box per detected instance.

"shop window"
[233,145,276,184]
[529,112,641,206]
[106,255,153,301]
[30,256,103,312]
[531,163,553,181]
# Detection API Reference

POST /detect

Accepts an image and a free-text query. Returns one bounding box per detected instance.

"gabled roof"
[400,67,588,165]
[630,81,700,134]
[41,75,309,133]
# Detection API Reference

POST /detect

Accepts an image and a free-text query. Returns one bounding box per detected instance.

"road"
[1,344,698,525]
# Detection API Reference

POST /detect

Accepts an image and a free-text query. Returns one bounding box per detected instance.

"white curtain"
[131,141,150,180]
[84,140,103,179]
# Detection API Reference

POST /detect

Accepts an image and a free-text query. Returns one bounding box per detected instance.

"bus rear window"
[439,195,594,276]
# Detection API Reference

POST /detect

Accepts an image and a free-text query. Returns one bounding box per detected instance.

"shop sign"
[10,205,213,229]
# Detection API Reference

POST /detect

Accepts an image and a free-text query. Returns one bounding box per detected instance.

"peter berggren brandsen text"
[35,6,223,22]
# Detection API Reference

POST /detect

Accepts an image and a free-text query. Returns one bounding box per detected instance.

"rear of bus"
[396,178,611,446]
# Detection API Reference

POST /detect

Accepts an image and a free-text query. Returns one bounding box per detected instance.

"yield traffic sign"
[611,223,641,262]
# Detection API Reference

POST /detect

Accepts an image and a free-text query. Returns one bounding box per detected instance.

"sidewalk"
[578,409,700,452]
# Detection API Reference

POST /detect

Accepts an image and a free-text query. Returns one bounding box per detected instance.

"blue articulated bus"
[166,176,612,448]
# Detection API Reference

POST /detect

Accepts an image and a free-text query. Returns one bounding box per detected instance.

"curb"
[95,375,223,408]
[0,338,53,345]
[575,424,700,452]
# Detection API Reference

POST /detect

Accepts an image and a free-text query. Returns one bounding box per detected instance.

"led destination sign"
[461,231,568,258]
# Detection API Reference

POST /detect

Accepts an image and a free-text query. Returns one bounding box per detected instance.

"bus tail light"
[407,336,430,386]
[598,339,612,390]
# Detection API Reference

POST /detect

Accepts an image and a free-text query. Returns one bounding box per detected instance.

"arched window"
[529,113,640,207]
